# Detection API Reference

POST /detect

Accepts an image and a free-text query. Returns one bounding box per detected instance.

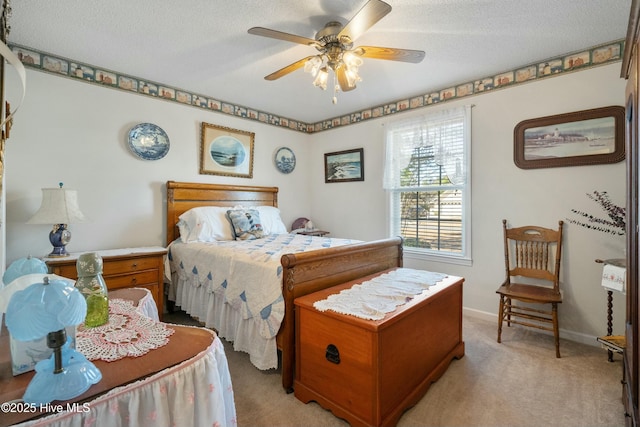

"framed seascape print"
[514,106,625,169]
[324,148,364,183]
[200,122,255,178]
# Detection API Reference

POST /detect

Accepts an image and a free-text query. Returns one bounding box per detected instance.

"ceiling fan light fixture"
[248,0,424,105]
[313,67,329,90]
[345,66,361,87]
[342,51,363,69]
[304,56,322,76]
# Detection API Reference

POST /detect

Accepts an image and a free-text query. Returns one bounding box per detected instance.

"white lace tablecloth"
[76,298,174,362]
[313,268,447,320]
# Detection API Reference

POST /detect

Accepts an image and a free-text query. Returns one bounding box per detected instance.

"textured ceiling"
[7,0,632,123]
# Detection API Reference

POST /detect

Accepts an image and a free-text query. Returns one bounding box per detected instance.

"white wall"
[308,63,627,343]
[4,62,628,344]
[5,70,312,262]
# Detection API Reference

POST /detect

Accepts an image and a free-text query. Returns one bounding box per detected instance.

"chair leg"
[505,297,512,326]
[552,303,560,358]
[497,295,504,343]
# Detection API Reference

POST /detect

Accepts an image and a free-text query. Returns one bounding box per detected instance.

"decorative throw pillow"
[226,209,265,240]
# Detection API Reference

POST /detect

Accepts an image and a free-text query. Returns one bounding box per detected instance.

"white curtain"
[383,105,471,189]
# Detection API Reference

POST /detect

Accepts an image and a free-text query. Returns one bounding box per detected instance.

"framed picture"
[200,122,255,178]
[324,148,364,183]
[514,106,625,169]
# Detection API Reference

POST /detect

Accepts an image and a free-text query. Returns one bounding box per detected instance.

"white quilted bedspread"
[167,233,359,339]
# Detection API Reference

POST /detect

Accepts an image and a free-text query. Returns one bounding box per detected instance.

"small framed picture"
[200,122,255,178]
[514,106,625,169]
[324,148,364,183]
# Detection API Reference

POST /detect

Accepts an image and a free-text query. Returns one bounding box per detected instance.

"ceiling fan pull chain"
[332,73,338,104]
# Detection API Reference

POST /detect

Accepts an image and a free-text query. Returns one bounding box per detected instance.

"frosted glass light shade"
[2,256,48,285]
[27,188,87,225]
[5,277,87,341]
[0,273,73,313]
[313,67,329,90]
[304,56,322,75]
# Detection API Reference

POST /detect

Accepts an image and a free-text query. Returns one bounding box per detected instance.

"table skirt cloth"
[15,327,236,427]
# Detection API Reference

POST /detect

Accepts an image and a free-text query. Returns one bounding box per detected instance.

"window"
[383,105,471,264]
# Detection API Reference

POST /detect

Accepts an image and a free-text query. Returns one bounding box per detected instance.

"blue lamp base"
[22,334,102,405]
[48,224,72,257]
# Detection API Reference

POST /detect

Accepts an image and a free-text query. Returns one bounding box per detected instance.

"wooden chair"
[496,219,564,357]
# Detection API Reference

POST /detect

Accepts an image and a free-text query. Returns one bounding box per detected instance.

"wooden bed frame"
[166,181,403,391]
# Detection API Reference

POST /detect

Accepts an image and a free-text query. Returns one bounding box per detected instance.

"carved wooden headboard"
[166,181,279,245]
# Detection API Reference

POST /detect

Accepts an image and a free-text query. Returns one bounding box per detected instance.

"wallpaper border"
[8,40,624,134]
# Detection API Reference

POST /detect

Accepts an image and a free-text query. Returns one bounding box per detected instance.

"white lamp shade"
[27,188,87,225]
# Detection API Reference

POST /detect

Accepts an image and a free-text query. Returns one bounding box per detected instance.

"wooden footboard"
[278,237,403,391]
[165,181,404,391]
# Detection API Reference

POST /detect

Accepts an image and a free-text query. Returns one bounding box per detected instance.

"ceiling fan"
[248,0,425,103]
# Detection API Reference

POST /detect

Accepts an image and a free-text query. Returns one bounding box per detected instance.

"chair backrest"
[503,219,564,292]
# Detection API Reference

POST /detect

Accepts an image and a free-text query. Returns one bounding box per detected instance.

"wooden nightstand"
[44,247,167,319]
[297,230,330,237]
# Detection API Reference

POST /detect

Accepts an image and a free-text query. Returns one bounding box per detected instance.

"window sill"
[403,248,472,266]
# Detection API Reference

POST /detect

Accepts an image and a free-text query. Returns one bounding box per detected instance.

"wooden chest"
[294,268,464,427]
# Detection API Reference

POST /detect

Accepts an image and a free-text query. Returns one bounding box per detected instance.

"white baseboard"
[462,306,601,348]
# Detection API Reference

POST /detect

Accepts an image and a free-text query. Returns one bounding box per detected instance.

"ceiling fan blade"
[336,65,357,92]
[248,27,320,47]
[264,56,317,81]
[355,46,425,63]
[338,0,392,43]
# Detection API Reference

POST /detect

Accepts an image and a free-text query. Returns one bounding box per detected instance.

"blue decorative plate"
[274,147,296,174]
[128,123,170,160]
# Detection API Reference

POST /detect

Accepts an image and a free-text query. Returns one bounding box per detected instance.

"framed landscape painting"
[514,106,625,169]
[324,148,364,183]
[200,122,255,178]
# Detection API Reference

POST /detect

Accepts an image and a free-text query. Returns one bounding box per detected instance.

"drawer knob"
[132,263,138,268]
[131,278,137,285]
[325,344,340,364]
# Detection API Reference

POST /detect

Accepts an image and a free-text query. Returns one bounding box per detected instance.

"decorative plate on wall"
[127,123,170,161]
[274,146,296,174]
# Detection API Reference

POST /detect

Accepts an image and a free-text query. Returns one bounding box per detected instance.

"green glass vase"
[76,252,109,327]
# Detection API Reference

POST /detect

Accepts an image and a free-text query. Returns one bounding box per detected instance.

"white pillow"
[178,206,235,242]
[256,206,288,235]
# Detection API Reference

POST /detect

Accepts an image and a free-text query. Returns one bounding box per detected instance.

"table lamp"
[5,276,102,404]
[27,183,87,257]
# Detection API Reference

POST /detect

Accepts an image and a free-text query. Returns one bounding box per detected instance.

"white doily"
[313,268,447,321]
[76,298,175,362]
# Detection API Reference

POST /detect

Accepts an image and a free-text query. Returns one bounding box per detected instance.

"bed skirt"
[169,271,278,370]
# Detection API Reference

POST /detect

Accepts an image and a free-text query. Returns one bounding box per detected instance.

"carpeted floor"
[164,310,626,427]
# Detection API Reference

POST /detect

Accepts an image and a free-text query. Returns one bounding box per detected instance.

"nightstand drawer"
[47,257,161,279]
[51,264,77,279]
[105,269,159,290]
[103,257,160,276]
[45,247,168,319]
